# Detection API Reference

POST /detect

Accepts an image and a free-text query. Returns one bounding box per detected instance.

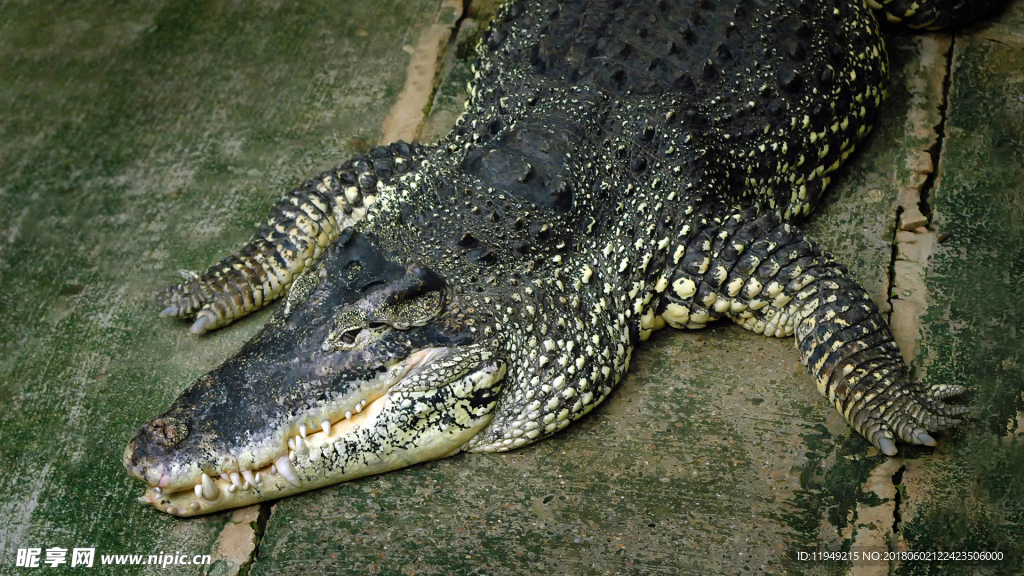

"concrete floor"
[0,1,1022,575]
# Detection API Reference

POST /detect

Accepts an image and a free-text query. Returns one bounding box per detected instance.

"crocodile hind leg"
[659,206,967,455]
[159,141,423,334]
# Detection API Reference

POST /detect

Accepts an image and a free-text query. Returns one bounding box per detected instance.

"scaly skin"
[126,0,997,516]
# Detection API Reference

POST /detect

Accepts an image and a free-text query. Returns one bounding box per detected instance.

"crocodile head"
[124,230,506,516]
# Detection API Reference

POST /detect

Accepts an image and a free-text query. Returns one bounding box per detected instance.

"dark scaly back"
[440,0,888,229]
[363,0,890,314]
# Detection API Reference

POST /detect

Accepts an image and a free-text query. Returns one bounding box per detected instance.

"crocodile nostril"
[145,417,189,447]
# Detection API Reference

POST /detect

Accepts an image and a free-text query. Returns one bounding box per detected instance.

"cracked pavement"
[0,1,1022,575]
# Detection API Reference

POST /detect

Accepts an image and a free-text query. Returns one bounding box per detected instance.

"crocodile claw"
[862,381,969,456]
[189,314,213,335]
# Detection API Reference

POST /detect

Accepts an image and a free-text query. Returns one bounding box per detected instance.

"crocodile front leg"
[158,141,423,334]
[660,206,968,455]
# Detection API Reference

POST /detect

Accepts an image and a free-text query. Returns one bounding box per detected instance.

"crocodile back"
[457,0,888,225]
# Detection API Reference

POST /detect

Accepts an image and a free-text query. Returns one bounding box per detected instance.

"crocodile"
[124,0,1005,516]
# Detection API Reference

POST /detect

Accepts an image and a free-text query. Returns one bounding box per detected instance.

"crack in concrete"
[381,0,468,143]
[890,464,907,535]
[419,0,488,142]
[418,0,476,138]
[887,34,953,371]
[918,35,955,226]
[453,0,475,62]
[234,502,272,576]
[845,33,958,576]
[848,458,903,576]
[203,504,262,576]
[885,206,902,326]
[881,33,955,576]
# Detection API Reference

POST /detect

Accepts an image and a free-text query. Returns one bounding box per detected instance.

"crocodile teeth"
[269,464,277,476]
[137,495,152,504]
[190,502,201,511]
[288,438,295,450]
[194,484,203,498]
[299,424,307,438]
[254,472,262,485]
[275,456,301,487]
[230,471,244,490]
[201,473,219,500]
[242,469,256,487]
[294,435,308,455]
[345,410,352,419]
[321,420,331,435]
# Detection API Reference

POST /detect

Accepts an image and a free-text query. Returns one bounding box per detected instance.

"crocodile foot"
[844,377,970,455]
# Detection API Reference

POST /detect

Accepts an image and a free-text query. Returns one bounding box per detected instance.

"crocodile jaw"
[133,345,505,517]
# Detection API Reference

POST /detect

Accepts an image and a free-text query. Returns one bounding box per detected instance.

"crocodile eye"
[339,327,361,345]
[324,320,392,352]
[326,325,368,350]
